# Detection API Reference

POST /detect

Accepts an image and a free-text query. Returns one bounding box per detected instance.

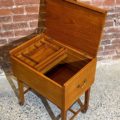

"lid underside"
[45,0,107,57]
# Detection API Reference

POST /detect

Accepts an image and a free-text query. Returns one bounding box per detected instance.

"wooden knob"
[77,79,87,89]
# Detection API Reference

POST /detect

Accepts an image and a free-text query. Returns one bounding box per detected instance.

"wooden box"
[10,0,107,119]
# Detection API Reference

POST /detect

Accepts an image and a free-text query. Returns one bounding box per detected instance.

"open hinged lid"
[44,0,107,57]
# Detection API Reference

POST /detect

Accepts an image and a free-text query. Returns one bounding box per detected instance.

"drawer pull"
[82,79,87,88]
[77,79,87,89]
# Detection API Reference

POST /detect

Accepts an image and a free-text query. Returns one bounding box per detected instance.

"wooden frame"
[18,81,91,120]
[10,34,97,119]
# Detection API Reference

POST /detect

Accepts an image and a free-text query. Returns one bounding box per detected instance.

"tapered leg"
[18,80,24,105]
[82,88,91,113]
[61,109,67,120]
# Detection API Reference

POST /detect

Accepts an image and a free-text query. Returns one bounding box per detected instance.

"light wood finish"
[40,54,67,74]
[10,34,44,55]
[10,35,96,118]
[10,0,107,119]
[11,56,63,108]
[35,48,67,73]
[34,48,66,69]
[45,0,107,57]
[44,35,93,59]
[64,58,96,110]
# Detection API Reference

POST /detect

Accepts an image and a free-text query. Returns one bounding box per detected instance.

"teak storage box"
[10,0,107,119]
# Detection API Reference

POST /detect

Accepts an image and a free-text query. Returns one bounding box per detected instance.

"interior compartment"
[14,36,62,67]
[14,35,92,86]
[44,51,91,86]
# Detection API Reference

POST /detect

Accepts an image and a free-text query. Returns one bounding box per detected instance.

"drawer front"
[11,56,63,109]
[64,58,96,110]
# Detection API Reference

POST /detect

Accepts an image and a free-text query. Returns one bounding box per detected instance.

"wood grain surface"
[45,0,107,57]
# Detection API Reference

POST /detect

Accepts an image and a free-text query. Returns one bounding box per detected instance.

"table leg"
[82,88,91,113]
[61,109,67,120]
[18,80,24,105]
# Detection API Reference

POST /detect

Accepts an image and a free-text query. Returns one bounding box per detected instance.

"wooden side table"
[10,0,107,120]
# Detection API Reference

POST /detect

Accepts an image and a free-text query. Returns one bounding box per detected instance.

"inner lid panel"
[45,0,107,57]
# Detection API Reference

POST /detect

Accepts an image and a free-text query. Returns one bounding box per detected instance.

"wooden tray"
[12,34,92,85]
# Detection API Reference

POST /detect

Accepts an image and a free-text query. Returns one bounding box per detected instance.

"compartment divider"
[15,54,37,67]
[14,37,65,69]
[40,54,67,74]
[34,39,44,48]
[41,39,60,50]
[24,42,44,56]
[35,48,66,68]
[15,38,43,56]
[35,48,67,73]
[22,53,39,64]
[44,35,93,59]
[65,52,91,64]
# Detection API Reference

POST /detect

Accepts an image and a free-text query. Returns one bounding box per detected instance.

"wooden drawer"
[64,58,96,110]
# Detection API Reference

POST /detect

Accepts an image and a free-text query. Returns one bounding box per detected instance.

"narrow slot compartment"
[22,39,61,64]
[15,53,37,67]
[34,48,67,73]
[14,36,63,67]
